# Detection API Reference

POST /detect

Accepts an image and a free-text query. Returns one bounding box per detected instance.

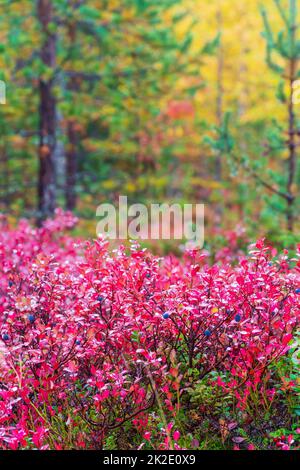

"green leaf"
[78,5,102,20]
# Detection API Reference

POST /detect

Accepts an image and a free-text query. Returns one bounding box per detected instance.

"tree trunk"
[66,120,78,210]
[286,1,297,232]
[215,6,224,226]
[37,0,56,222]
[216,7,223,182]
[287,59,296,232]
[0,146,10,210]
[65,21,79,211]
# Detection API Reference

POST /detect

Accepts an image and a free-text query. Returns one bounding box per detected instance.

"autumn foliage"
[0,211,298,450]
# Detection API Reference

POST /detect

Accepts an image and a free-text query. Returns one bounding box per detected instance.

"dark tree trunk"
[216,8,223,183]
[287,57,296,232]
[0,146,10,210]
[37,0,56,222]
[65,21,79,211]
[215,7,224,227]
[66,120,78,210]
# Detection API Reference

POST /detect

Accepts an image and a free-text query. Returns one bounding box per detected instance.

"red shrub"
[0,211,298,449]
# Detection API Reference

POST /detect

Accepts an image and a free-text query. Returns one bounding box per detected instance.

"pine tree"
[261,0,300,232]
[0,0,198,216]
[37,0,57,221]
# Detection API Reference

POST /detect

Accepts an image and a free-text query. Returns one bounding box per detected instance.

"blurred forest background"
[0,0,299,250]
